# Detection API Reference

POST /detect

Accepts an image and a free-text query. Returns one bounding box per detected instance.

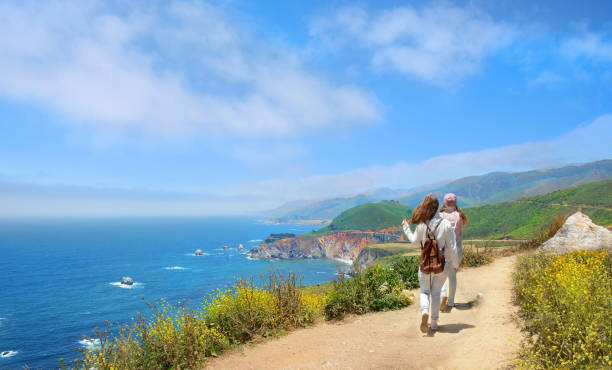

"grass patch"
[512,250,612,369]
[366,242,419,255]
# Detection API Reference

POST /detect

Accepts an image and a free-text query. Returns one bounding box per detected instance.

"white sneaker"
[430,320,439,330]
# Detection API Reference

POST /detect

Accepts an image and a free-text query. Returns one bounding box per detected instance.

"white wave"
[109,282,144,289]
[79,338,101,350]
[333,257,354,265]
[316,271,327,274]
[1,350,18,358]
[185,252,210,256]
[163,266,190,270]
[248,239,263,242]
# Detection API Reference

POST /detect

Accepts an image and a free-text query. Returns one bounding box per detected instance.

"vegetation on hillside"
[270,160,612,223]
[463,180,612,239]
[399,159,612,207]
[304,200,412,237]
[512,250,612,369]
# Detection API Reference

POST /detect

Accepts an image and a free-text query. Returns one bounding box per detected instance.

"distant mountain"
[399,159,612,207]
[463,180,612,239]
[266,159,612,223]
[305,200,413,237]
[268,185,440,223]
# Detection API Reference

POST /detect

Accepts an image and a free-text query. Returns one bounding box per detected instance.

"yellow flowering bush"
[73,272,327,368]
[513,250,612,369]
[77,301,229,369]
[203,279,279,343]
[300,291,327,324]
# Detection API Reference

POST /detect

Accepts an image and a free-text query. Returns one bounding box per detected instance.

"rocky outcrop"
[538,212,612,253]
[249,230,402,261]
[194,249,204,256]
[264,233,296,244]
[355,248,396,269]
[121,277,134,285]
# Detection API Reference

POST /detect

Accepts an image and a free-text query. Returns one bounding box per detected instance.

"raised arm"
[402,219,422,244]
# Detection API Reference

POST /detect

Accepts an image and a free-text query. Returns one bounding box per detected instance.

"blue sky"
[1,0,611,217]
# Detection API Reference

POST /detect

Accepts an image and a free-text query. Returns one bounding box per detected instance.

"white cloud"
[562,32,612,62]
[310,3,515,85]
[226,114,612,202]
[0,1,380,137]
[2,114,611,217]
[528,71,566,87]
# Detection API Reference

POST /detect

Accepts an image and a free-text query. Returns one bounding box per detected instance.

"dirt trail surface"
[207,256,522,370]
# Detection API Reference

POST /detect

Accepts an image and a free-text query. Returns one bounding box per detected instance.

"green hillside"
[400,159,612,207]
[463,180,612,239]
[305,201,412,236]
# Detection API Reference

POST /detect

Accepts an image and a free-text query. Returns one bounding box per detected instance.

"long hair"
[440,203,469,225]
[410,194,439,224]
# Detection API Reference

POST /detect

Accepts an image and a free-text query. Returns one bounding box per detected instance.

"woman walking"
[402,194,459,333]
[439,193,468,311]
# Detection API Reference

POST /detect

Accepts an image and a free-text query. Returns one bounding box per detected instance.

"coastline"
[263,219,331,226]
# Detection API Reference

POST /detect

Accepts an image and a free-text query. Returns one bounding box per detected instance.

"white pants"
[441,243,463,305]
[418,269,447,322]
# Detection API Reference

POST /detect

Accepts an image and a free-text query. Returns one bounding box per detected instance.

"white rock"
[538,212,612,253]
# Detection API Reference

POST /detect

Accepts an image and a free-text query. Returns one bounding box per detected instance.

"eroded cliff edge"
[249,229,402,261]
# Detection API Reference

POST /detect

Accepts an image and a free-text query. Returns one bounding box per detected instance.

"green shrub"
[512,250,612,369]
[389,256,420,289]
[324,260,414,320]
[461,246,493,268]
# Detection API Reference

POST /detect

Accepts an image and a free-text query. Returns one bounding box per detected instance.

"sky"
[1,0,612,217]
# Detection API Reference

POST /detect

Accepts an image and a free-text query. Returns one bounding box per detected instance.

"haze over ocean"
[0,217,343,368]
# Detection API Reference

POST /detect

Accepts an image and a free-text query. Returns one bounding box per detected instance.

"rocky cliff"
[354,247,396,269]
[249,230,403,261]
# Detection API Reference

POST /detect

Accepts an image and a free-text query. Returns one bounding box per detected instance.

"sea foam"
[79,338,101,350]
[109,282,144,289]
[1,350,18,358]
[163,266,190,270]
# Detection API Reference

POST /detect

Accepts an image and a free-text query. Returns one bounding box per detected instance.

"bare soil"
[206,255,522,370]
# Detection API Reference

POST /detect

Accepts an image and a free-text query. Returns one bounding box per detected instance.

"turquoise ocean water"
[0,217,345,368]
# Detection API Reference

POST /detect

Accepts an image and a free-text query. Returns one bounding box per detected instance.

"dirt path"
[207,256,523,370]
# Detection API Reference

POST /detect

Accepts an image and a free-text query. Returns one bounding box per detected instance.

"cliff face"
[355,248,396,269]
[249,230,402,261]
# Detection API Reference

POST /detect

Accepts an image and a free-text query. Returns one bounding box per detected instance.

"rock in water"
[538,212,612,253]
[121,277,134,286]
[194,249,204,256]
[238,243,244,250]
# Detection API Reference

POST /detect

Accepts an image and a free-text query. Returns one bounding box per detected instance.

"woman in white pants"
[402,194,459,332]
[439,193,468,311]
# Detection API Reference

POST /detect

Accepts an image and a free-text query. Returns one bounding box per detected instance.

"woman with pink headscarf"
[439,193,468,310]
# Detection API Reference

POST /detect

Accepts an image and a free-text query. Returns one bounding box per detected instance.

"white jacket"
[402,214,460,270]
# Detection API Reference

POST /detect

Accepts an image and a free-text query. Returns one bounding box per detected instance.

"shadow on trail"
[426,323,475,337]
[443,297,481,313]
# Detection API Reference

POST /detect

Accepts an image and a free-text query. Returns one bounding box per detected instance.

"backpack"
[420,220,445,274]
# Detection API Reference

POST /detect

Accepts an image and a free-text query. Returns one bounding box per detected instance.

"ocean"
[0,217,346,369]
